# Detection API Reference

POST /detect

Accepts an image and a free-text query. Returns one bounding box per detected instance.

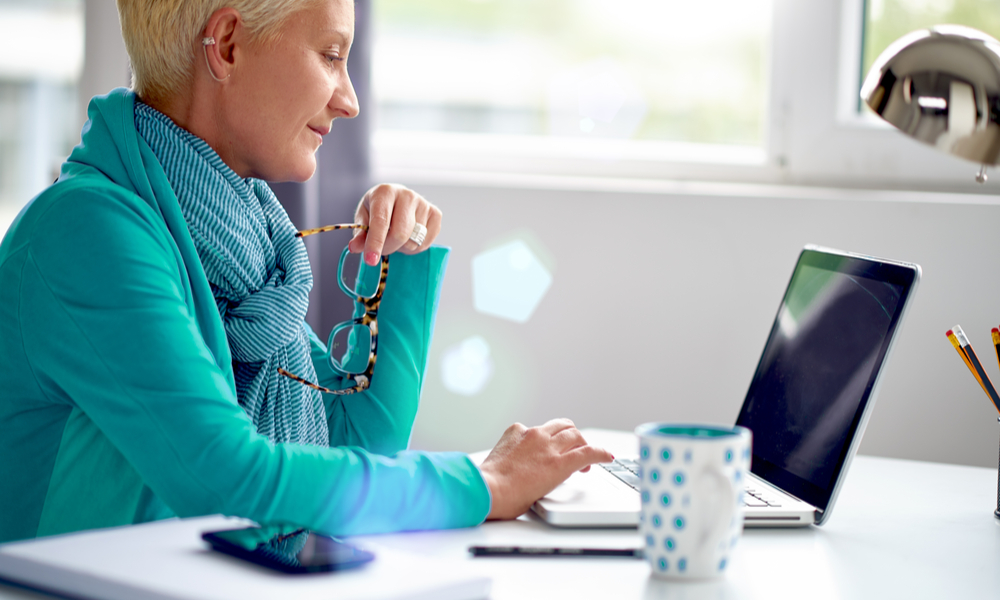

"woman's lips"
[308,125,329,143]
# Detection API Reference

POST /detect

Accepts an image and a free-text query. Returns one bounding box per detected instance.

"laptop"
[532,245,921,528]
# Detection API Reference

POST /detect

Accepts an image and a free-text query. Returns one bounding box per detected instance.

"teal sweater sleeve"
[10,182,490,538]
[309,248,447,455]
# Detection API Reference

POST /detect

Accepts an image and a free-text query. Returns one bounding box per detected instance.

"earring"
[201,37,230,83]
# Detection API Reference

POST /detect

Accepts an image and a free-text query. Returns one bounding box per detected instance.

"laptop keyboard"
[743,485,782,507]
[600,458,642,490]
[600,459,782,508]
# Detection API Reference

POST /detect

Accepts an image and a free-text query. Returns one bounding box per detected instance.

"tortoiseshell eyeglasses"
[277,224,389,395]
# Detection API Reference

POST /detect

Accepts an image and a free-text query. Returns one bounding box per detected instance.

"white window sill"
[372,128,1000,198]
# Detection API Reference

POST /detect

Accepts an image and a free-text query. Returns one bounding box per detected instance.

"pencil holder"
[995,418,1000,524]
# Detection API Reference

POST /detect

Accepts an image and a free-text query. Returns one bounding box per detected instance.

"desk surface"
[356,430,1000,600]
[2,430,998,600]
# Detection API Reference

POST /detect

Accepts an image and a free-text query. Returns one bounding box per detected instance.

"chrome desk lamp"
[864,26,1000,523]
[861,25,1000,184]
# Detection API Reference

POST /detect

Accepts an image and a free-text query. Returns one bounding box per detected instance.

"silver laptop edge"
[806,246,922,526]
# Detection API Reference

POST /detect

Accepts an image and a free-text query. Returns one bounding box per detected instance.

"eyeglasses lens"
[329,322,373,375]
[339,250,381,299]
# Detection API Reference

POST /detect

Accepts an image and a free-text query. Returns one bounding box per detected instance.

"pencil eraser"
[946,330,953,337]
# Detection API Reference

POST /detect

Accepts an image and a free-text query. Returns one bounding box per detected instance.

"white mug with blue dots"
[635,423,752,580]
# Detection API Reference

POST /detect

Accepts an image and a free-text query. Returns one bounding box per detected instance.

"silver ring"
[409,222,427,246]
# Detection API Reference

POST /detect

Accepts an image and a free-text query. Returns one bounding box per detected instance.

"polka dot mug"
[635,423,752,580]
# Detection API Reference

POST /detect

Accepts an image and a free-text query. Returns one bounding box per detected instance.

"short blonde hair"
[116,0,321,101]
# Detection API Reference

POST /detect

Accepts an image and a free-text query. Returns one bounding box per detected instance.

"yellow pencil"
[946,328,984,391]
[948,325,1000,415]
[992,327,1000,373]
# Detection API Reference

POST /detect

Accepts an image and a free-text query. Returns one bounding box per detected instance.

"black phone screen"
[202,526,375,574]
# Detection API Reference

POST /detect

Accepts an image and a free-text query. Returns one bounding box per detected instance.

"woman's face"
[221,0,358,182]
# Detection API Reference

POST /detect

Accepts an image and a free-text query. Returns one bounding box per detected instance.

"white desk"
[348,430,1000,599]
[2,430,999,600]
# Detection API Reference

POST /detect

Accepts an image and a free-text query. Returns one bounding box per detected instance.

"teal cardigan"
[0,89,490,543]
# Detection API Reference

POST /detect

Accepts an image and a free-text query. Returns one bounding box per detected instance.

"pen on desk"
[468,545,643,558]
[948,326,1000,414]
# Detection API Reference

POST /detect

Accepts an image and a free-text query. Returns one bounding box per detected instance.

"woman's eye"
[326,54,344,63]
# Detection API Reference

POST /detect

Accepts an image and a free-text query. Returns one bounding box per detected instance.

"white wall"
[403,178,1000,470]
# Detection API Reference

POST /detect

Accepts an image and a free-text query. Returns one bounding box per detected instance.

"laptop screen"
[736,247,919,513]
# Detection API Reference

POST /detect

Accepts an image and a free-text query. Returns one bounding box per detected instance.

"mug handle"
[694,466,736,553]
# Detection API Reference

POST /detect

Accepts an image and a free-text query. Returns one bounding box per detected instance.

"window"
[374,0,772,146]
[0,0,83,233]
[373,0,774,177]
[373,0,1000,191]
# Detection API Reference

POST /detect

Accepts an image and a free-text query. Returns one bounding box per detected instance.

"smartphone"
[201,526,375,574]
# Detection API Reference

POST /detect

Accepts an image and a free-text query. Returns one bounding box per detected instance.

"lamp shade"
[861,25,1000,179]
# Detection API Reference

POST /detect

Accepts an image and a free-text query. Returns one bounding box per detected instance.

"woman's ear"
[201,7,241,81]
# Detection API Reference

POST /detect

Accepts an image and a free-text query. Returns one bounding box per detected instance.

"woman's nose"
[331,75,360,119]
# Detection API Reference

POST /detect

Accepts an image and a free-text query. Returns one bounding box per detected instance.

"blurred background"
[4,0,1000,469]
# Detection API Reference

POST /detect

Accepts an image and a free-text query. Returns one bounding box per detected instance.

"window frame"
[373,0,1000,194]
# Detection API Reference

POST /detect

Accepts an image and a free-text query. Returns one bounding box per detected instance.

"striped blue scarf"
[135,102,328,447]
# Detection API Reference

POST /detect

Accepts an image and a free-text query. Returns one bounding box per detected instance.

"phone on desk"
[201,526,375,574]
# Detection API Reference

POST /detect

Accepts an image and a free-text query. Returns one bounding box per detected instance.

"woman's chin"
[264,159,317,184]
[289,166,318,183]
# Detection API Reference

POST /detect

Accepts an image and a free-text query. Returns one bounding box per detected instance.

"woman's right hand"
[348,183,442,265]
[478,419,615,520]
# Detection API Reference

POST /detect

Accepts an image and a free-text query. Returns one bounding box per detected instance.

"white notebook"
[0,516,490,600]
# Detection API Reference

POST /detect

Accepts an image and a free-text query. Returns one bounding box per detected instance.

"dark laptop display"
[736,247,920,518]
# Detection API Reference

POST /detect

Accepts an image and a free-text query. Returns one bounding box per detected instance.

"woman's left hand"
[348,183,442,266]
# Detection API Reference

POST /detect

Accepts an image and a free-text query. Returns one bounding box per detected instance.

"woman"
[0,0,612,543]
